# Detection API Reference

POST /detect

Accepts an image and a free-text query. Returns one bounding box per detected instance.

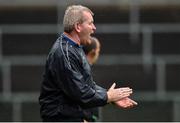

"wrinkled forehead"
[82,11,94,22]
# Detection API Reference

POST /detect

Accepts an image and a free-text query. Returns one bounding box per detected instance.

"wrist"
[107,91,112,103]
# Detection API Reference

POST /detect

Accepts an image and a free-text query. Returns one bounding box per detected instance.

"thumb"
[109,83,116,90]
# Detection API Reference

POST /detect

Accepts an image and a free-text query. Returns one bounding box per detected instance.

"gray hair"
[63,5,94,33]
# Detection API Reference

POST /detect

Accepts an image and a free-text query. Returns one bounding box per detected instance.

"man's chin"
[81,41,90,45]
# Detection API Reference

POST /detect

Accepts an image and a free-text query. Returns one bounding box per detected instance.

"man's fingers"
[120,87,132,92]
[125,98,138,106]
[129,99,138,105]
[113,88,133,100]
[109,83,116,90]
[114,97,137,109]
[118,88,133,94]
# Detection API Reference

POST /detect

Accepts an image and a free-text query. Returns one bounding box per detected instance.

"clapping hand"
[107,83,138,109]
[114,97,138,109]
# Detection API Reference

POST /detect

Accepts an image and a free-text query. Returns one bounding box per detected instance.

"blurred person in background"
[83,36,101,121]
[39,5,137,122]
[83,36,138,122]
[83,36,100,65]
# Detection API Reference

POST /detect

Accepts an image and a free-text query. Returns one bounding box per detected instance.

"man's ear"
[74,22,81,33]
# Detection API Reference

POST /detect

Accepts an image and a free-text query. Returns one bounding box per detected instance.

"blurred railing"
[1,23,180,121]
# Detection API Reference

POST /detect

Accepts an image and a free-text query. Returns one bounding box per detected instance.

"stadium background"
[0,0,180,121]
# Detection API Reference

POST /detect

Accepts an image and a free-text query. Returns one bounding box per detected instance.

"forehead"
[82,11,94,22]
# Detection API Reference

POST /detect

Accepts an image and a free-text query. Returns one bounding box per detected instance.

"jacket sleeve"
[95,84,107,92]
[53,49,108,108]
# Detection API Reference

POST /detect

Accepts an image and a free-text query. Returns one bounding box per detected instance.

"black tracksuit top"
[39,33,107,121]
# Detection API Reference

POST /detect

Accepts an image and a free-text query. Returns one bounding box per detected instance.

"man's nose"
[93,24,96,31]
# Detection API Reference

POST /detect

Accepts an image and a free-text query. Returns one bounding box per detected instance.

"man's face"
[78,11,96,45]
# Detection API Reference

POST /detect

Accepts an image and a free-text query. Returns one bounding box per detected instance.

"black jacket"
[39,33,107,121]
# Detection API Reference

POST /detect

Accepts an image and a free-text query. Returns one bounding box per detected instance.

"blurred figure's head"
[83,36,101,65]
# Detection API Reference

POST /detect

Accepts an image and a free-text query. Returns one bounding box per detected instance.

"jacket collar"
[61,33,82,48]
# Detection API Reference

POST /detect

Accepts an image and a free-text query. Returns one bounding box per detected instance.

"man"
[39,5,137,122]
